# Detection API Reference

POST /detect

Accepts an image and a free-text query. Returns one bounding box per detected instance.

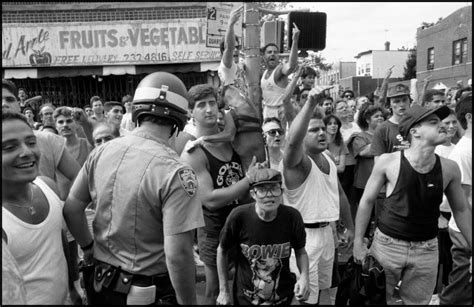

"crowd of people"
[2,6,472,306]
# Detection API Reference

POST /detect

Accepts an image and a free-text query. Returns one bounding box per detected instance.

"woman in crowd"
[324,114,348,174]
[2,112,68,304]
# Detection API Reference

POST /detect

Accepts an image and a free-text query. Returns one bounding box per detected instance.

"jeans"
[439,228,472,305]
[370,228,438,305]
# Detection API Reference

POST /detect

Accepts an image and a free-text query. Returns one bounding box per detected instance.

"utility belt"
[304,221,330,229]
[79,259,176,305]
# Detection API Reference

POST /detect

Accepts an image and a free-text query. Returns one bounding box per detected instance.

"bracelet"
[80,240,94,251]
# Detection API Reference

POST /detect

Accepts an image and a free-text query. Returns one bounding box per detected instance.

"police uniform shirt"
[70,128,204,276]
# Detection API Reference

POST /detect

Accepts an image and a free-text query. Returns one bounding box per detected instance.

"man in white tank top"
[260,23,300,121]
[281,86,355,305]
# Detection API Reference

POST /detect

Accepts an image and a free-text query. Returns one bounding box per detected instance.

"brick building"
[416,5,472,92]
[2,2,221,107]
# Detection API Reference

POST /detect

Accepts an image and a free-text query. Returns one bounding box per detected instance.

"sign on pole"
[206,2,242,48]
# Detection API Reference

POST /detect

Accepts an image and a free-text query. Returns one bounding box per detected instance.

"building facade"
[354,42,410,79]
[317,61,356,100]
[416,5,472,93]
[2,2,222,107]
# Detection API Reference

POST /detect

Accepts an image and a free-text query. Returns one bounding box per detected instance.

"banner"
[2,19,222,67]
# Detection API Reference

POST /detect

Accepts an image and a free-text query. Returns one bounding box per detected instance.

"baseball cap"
[387,83,410,98]
[104,101,126,113]
[399,104,451,138]
[248,168,282,187]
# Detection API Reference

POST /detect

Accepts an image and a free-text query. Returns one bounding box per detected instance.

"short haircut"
[422,89,445,106]
[261,43,279,54]
[301,66,316,78]
[323,114,343,146]
[263,117,283,129]
[454,86,472,102]
[22,107,34,114]
[104,101,123,113]
[357,104,385,130]
[187,84,217,110]
[39,103,56,114]
[455,93,472,129]
[2,79,18,97]
[2,111,29,126]
[219,35,240,55]
[341,90,355,98]
[53,106,73,120]
[90,96,102,106]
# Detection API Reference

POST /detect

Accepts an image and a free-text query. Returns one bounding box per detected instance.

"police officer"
[63,72,205,305]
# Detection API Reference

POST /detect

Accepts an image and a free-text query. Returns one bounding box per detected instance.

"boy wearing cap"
[371,83,412,162]
[353,104,472,304]
[216,168,310,305]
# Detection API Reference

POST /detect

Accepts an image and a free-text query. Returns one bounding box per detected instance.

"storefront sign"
[2,19,222,67]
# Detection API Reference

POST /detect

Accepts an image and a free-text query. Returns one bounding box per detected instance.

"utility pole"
[243,2,262,118]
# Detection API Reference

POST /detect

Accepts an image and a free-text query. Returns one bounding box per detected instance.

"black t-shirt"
[220,203,306,305]
[370,120,410,156]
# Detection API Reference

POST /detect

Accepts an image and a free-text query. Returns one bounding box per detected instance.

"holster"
[93,261,133,294]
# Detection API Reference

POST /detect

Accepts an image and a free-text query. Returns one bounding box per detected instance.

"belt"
[304,222,330,229]
[131,272,169,287]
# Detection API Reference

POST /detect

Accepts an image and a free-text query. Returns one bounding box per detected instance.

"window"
[427,47,434,70]
[453,38,468,65]
[365,63,371,75]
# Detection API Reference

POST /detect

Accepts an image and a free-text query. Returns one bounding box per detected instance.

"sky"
[284,2,471,64]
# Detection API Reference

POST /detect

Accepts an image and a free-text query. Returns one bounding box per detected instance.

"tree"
[403,46,417,80]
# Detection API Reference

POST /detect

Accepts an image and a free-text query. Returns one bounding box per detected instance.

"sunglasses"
[344,95,354,98]
[266,129,284,136]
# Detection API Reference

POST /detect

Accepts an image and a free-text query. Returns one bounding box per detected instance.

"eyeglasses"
[253,186,283,198]
[344,95,354,98]
[266,129,284,136]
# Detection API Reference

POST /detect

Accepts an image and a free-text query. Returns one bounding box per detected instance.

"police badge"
[178,168,198,197]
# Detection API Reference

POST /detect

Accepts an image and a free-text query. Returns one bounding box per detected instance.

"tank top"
[282,152,340,223]
[200,146,248,235]
[378,151,443,241]
[261,64,287,108]
[2,178,68,304]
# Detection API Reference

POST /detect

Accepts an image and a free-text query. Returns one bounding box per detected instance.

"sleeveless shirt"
[261,64,287,108]
[2,178,68,304]
[282,152,340,223]
[378,151,443,241]
[200,146,247,236]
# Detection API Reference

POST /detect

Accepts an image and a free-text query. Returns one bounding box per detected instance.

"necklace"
[3,185,36,216]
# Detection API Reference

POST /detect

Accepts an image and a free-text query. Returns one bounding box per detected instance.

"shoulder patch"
[178,168,198,197]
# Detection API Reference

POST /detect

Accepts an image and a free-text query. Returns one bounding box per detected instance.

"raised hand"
[229,5,243,26]
[292,23,301,41]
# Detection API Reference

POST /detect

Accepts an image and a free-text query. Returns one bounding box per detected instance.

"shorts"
[197,228,220,267]
[290,224,335,304]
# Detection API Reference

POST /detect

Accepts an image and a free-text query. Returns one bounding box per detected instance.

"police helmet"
[132,72,189,131]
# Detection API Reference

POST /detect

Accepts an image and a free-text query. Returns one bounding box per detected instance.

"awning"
[4,68,38,79]
[3,62,219,79]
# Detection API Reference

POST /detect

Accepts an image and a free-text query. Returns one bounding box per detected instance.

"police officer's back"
[63,72,204,305]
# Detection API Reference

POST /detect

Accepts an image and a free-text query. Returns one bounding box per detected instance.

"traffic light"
[288,12,327,51]
[261,20,285,52]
